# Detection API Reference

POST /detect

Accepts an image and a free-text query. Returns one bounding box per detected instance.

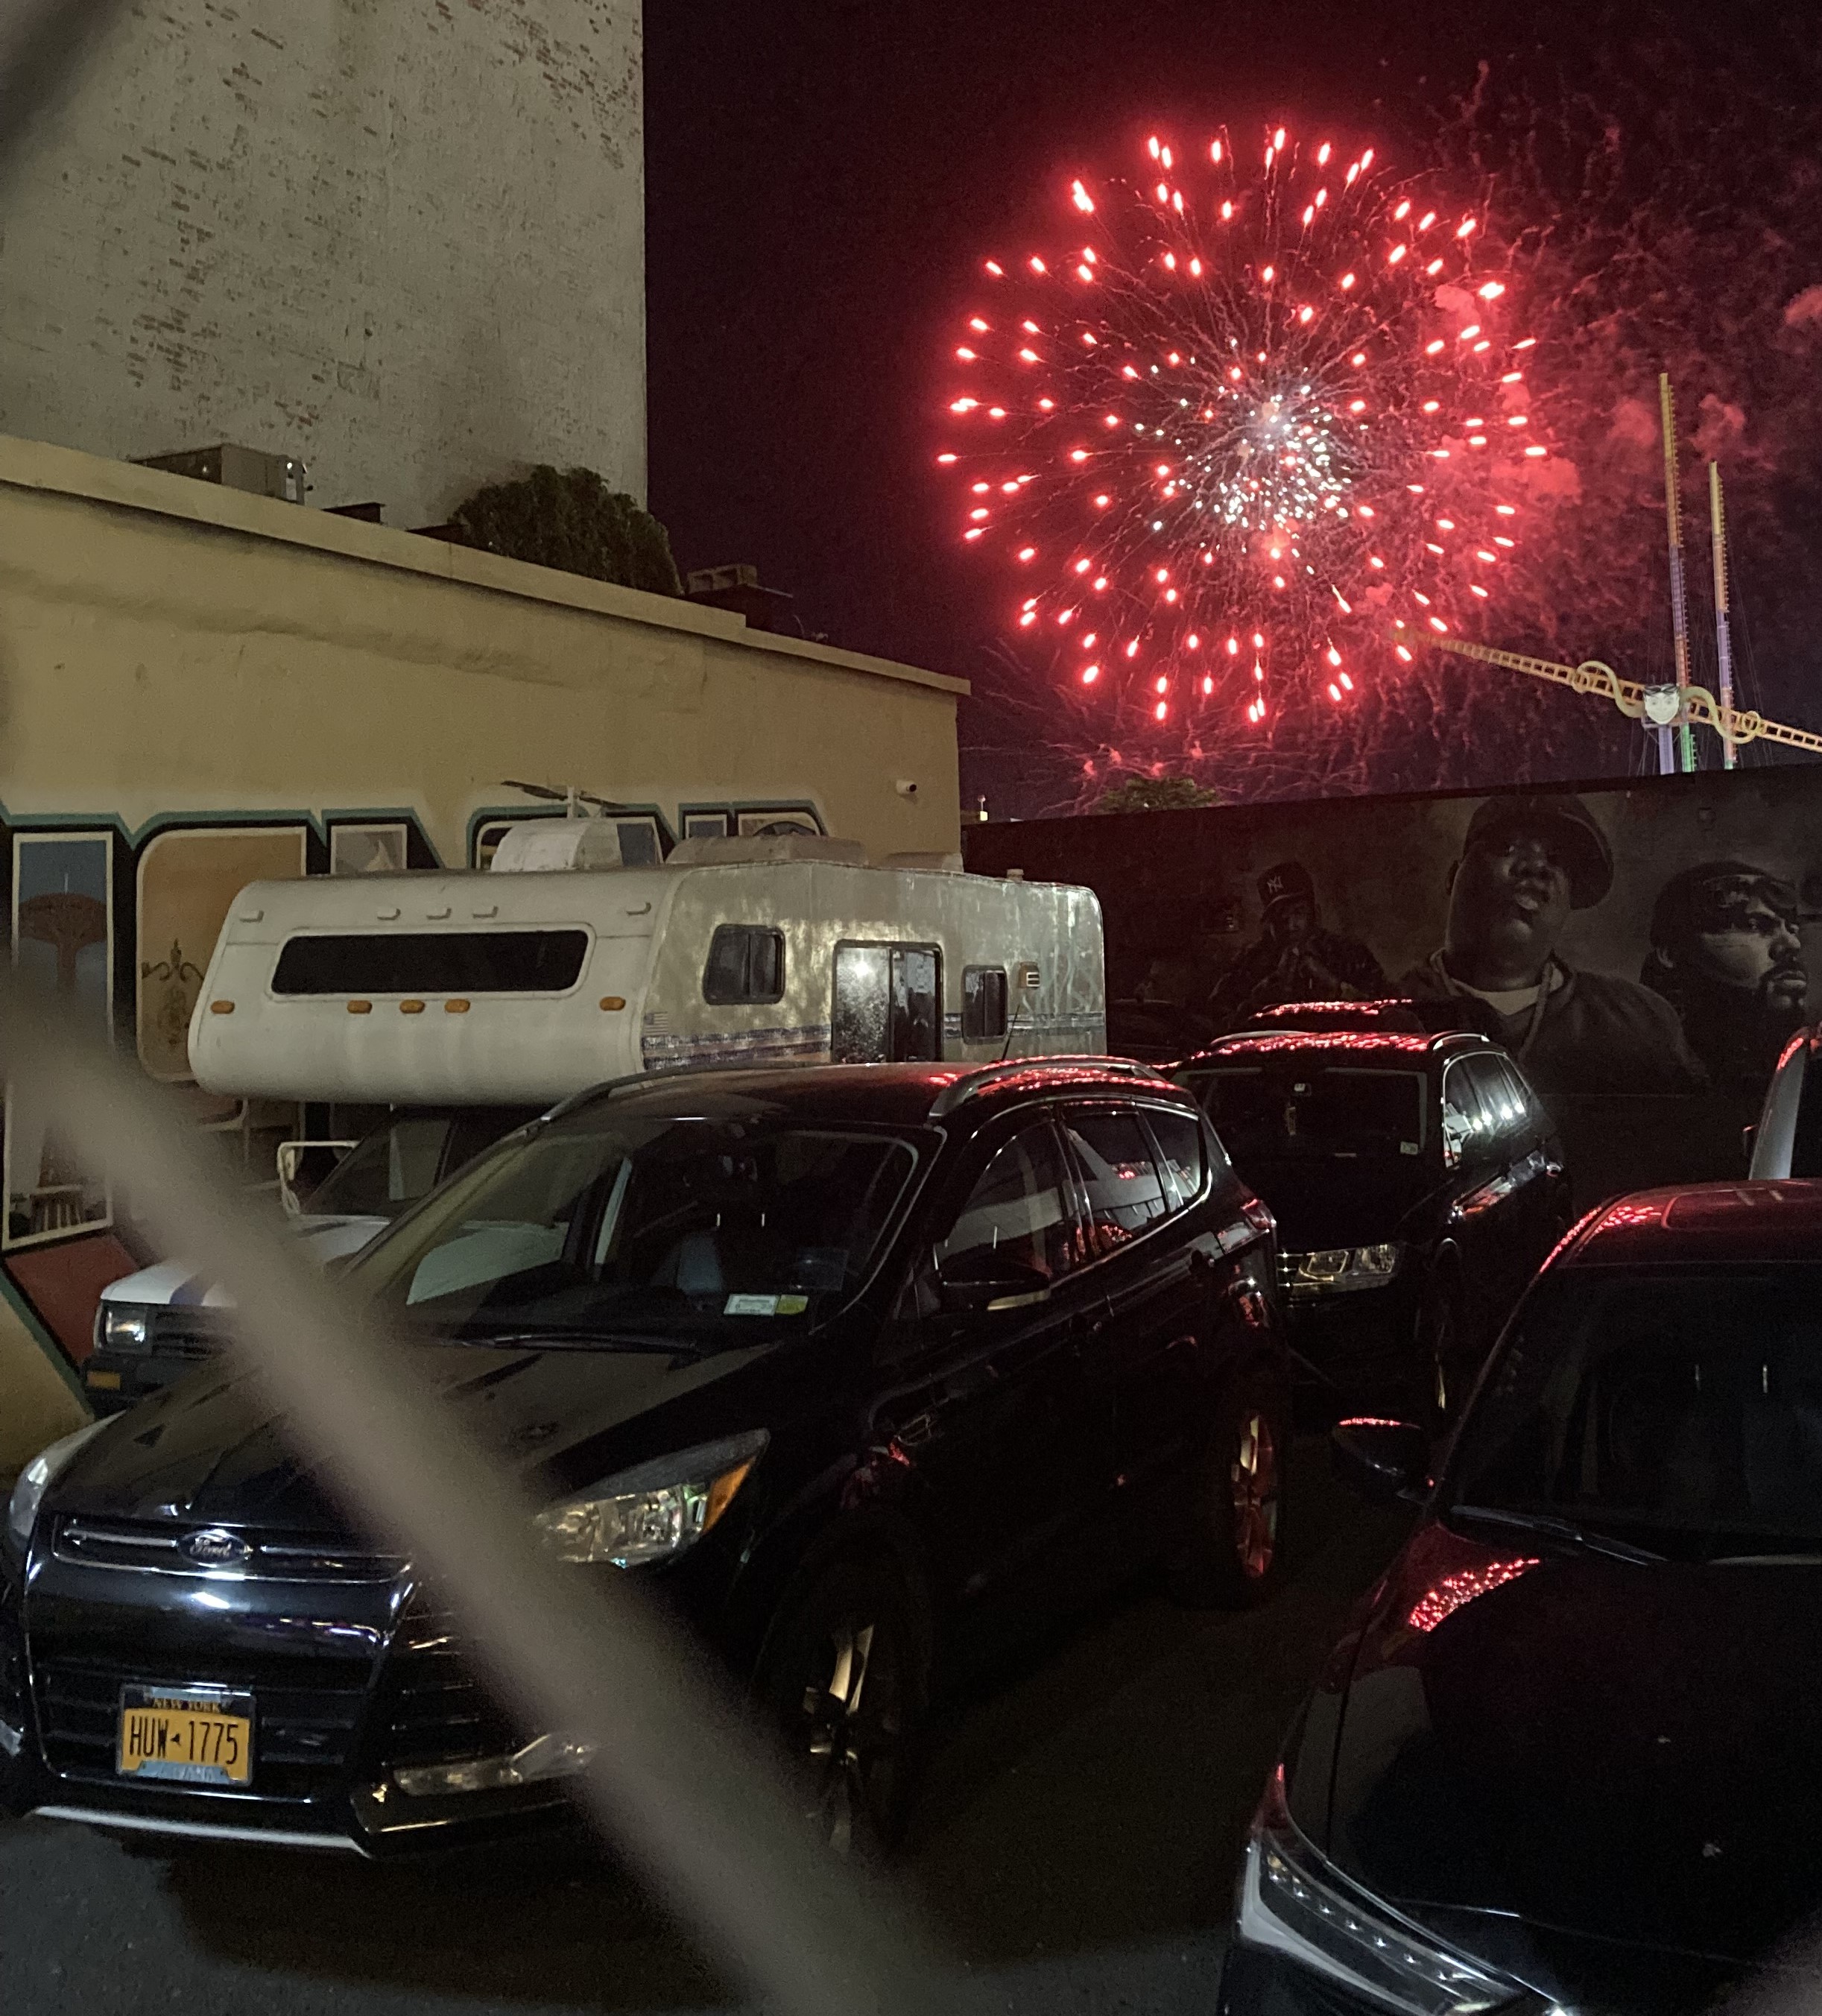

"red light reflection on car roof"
[1211,1031,1433,1057]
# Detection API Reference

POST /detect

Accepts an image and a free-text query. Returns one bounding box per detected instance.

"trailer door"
[832,941,942,1062]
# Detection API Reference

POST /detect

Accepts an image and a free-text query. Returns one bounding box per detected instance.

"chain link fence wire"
[0,947,975,2011]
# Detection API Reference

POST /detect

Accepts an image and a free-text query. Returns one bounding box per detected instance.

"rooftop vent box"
[136,443,309,505]
[490,821,659,873]
[684,562,797,634]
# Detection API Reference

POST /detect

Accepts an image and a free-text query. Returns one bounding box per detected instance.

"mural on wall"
[7,833,113,1247]
[967,768,1822,1112]
[329,823,408,876]
[136,827,310,1086]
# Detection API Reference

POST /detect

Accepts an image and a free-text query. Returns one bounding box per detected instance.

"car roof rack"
[929,1055,1176,1118]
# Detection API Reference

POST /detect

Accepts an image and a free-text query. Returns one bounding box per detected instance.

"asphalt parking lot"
[0,1436,1412,2016]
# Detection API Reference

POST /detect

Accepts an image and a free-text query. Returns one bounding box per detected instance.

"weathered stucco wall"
[0,0,645,528]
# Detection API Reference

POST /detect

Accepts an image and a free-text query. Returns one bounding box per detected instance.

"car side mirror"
[1741,1122,1757,1169]
[1332,1418,1430,1504]
[935,1248,1051,1311]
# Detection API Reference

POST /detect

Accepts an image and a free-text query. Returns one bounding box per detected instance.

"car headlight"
[533,1429,768,1567]
[1235,1766,1531,2015]
[1287,1243,1405,1295]
[95,1304,154,1353]
[7,1419,111,1555]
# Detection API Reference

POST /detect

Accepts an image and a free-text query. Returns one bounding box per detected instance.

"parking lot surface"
[1,1436,1410,2016]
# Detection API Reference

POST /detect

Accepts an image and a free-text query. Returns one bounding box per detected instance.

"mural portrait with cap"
[1397,794,1705,1095]
[1207,859,1386,1031]
[1640,862,1807,1095]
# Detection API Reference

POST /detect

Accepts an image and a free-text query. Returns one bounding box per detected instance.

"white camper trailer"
[189,832,1106,1107]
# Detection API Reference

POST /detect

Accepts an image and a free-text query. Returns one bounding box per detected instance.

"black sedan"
[1174,1030,1570,1420]
[2,1058,1289,1857]
[1221,1178,1822,2014]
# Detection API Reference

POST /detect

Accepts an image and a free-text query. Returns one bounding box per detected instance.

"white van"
[89,834,1104,1409]
[188,832,1106,1105]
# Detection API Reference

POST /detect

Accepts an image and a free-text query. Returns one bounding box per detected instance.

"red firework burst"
[937,126,1548,734]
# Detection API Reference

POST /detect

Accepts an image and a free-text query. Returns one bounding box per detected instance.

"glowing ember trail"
[937,125,1545,735]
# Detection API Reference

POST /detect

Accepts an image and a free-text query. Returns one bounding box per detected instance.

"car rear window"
[1183,1064,1426,1163]
[273,930,589,996]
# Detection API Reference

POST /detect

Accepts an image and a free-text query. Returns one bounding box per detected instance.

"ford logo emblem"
[182,1528,252,1568]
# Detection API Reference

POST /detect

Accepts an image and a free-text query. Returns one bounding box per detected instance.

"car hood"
[1235,1157,1438,1253]
[48,1336,782,1534]
[99,1218,390,1309]
[1323,1518,1822,2000]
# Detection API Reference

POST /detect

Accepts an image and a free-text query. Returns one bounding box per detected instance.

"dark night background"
[644,2,1821,819]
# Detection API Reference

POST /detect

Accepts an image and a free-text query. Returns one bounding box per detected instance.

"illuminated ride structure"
[1429,377,1815,771]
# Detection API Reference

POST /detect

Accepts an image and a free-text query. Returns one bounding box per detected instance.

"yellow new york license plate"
[117,1685,253,1786]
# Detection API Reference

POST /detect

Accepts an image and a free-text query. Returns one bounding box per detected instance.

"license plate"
[117,1685,253,1786]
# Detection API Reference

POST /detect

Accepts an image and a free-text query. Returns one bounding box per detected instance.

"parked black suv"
[1174,1031,1569,1419]
[4,1059,1288,1857]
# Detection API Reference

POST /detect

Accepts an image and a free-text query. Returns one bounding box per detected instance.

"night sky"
[643,2,1812,817]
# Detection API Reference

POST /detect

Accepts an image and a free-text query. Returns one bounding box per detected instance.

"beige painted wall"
[0,435,966,858]
[0,1305,87,1486]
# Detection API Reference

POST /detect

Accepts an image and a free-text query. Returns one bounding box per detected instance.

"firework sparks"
[937,124,1543,739]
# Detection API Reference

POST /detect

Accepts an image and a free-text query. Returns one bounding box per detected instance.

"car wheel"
[757,1554,928,1859]
[1170,1369,1288,1609]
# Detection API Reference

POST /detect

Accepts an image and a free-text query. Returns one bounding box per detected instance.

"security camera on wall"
[895,779,920,800]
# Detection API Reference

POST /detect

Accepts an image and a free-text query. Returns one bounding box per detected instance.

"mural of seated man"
[1208,861,1387,1033]
[1639,862,1809,1096]
[1397,794,1704,1096]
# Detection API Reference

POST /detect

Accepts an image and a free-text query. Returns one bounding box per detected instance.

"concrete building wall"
[0,433,967,1472]
[0,0,645,528]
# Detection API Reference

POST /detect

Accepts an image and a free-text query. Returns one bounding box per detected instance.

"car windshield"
[1181,1064,1427,1163]
[350,1107,923,1345]
[1446,1269,1822,1561]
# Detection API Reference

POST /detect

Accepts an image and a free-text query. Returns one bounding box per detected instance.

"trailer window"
[962,966,1009,1042]
[702,925,785,1005]
[272,930,589,996]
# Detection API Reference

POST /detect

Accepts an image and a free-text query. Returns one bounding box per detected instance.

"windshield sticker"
[724,1293,810,1317]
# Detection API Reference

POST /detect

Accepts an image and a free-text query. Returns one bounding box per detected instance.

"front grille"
[0,1613,25,1732]
[35,1655,370,1801]
[378,1596,523,1775]
[54,1518,405,1583]
[145,1307,231,1362]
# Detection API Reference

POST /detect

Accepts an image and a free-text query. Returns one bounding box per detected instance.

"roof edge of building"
[0,432,969,700]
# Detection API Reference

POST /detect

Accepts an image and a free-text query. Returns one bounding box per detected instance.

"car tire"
[1168,1368,1289,1609]
[756,1552,929,1859]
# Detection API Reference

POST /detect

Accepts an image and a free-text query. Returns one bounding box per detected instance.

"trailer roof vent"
[490,822,652,873]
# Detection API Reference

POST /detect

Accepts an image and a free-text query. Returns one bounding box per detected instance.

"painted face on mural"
[1446,827,1575,990]
[1678,890,1807,1008]
[1264,897,1316,947]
